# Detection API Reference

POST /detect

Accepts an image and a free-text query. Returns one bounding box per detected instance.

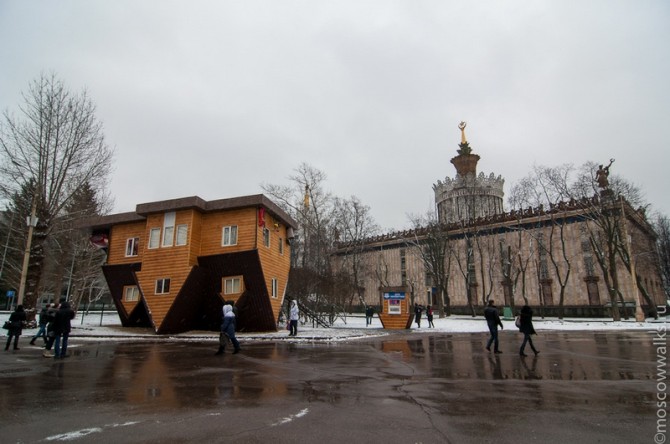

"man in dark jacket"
[42,303,58,357]
[53,298,75,359]
[484,300,504,353]
[30,303,50,345]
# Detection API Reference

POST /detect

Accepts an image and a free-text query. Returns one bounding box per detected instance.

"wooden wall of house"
[135,212,196,331]
[108,221,146,265]
[103,204,293,332]
[199,209,258,256]
[256,220,292,324]
[108,221,146,315]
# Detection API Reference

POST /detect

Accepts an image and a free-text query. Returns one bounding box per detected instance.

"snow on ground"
[2,309,666,343]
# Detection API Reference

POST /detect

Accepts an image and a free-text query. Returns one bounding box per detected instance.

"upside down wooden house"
[82,194,297,334]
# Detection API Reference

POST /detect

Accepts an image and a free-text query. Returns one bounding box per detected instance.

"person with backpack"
[518,305,539,357]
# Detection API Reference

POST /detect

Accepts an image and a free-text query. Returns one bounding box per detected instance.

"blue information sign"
[383,292,405,300]
[6,290,15,298]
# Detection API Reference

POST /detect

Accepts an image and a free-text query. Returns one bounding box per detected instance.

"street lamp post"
[16,196,38,308]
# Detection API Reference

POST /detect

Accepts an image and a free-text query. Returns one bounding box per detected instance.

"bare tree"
[332,196,379,311]
[0,73,113,311]
[406,211,452,317]
[509,161,658,320]
[653,215,670,298]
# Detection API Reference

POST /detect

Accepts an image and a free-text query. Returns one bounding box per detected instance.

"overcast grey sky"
[1,1,668,231]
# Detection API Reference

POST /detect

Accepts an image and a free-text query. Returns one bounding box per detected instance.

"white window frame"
[149,228,161,249]
[223,277,243,295]
[278,237,284,255]
[155,278,171,294]
[176,224,188,246]
[222,225,238,246]
[271,278,278,298]
[124,286,140,302]
[125,237,140,257]
[263,227,270,248]
[162,212,175,247]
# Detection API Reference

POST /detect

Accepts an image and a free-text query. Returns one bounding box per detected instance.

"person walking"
[42,303,58,357]
[414,303,423,328]
[426,305,435,328]
[484,300,503,354]
[4,305,26,351]
[30,303,50,345]
[289,299,299,336]
[518,305,539,357]
[365,306,374,326]
[215,303,240,355]
[53,298,75,359]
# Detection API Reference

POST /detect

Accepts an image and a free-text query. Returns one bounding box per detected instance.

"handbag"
[2,321,10,330]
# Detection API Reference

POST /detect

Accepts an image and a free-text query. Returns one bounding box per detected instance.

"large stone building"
[333,124,665,318]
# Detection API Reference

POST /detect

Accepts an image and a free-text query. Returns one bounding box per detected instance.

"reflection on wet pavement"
[0,330,660,443]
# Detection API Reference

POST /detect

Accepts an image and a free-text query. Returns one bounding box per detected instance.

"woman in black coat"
[5,305,27,351]
[518,305,539,357]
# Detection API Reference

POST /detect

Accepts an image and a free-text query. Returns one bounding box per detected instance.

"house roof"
[79,194,298,231]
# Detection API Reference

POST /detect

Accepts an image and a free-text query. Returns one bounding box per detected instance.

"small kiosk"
[378,286,413,330]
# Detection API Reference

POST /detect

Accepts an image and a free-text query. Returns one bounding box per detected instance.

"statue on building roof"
[596,158,615,189]
[457,121,473,155]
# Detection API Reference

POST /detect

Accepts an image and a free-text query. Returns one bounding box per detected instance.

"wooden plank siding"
[378,298,413,330]
[256,220,292,327]
[81,194,297,334]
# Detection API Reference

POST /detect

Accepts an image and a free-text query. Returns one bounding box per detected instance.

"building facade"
[82,194,297,333]
[333,125,665,318]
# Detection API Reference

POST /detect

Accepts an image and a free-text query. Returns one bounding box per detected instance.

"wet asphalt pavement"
[0,330,664,444]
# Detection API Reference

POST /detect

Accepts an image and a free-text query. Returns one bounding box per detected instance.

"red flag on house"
[258,207,265,227]
[89,233,109,249]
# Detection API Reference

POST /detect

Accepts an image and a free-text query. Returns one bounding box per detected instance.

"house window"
[223,277,243,295]
[271,278,278,298]
[149,228,161,249]
[176,224,188,246]
[162,212,175,247]
[155,278,171,294]
[279,237,284,255]
[125,237,139,257]
[222,226,238,246]
[263,227,270,248]
[124,286,140,302]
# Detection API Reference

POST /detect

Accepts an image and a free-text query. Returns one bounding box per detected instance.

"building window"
[271,278,278,298]
[263,228,270,248]
[124,286,140,302]
[162,211,175,247]
[176,224,188,246]
[279,237,284,255]
[224,277,243,295]
[149,228,161,249]
[155,278,171,294]
[125,237,139,257]
[222,226,238,246]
